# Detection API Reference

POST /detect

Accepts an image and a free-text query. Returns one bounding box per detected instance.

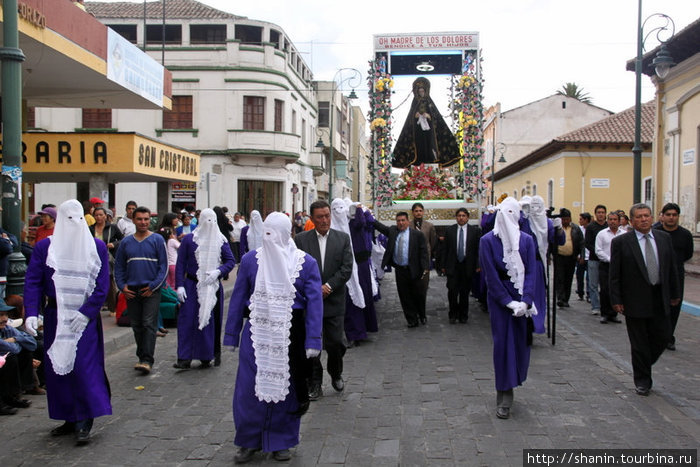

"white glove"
[552,217,563,229]
[25,316,38,337]
[204,269,221,285]
[177,286,187,303]
[525,303,538,317]
[306,348,321,359]
[69,312,89,334]
[505,301,520,312]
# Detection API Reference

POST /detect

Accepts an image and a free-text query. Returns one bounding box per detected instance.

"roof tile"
[85,0,242,20]
[555,101,655,144]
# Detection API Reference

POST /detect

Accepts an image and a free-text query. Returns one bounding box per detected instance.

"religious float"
[368,32,484,226]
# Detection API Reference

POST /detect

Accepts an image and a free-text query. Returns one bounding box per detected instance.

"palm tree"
[557,82,592,104]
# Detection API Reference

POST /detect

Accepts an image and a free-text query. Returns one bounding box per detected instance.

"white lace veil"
[529,196,549,262]
[331,198,365,308]
[249,212,305,403]
[193,208,226,330]
[493,197,525,295]
[247,210,264,252]
[46,200,101,375]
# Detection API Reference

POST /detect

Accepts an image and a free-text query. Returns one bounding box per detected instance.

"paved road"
[3,271,699,466]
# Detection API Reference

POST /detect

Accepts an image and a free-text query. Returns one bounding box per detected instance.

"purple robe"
[345,207,379,341]
[175,234,235,361]
[24,238,112,422]
[520,217,565,333]
[239,225,250,258]
[224,250,323,452]
[479,232,537,391]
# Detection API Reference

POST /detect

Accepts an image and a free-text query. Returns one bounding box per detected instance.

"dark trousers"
[0,349,34,398]
[309,314,346,387]
[395,266,426,325]
[576,260,588,298]
[598,262,615,318]
[289,308,310,404]
[554,254,577,304]
[668,268,685,344]
[447,262,472,321]
[232,241,241,263]
[126,289,162,365]
[624,287,670,389]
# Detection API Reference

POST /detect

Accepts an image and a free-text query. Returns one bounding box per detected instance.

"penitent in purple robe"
[175,234,235,362]
[224,250,323,452]
[345,207,379,341]
[24,238,112,422]
[520,216,565,334]
[479,231,537,391]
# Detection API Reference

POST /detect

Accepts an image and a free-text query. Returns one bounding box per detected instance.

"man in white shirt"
[595,211,626,324]
[116,201,137,237]
[230,212,247,263]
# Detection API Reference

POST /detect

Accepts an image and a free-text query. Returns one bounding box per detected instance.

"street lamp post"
[490,142,506,206]
[632,3,675,203]
[325,68,361,200]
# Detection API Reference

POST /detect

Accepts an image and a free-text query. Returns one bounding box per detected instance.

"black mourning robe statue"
[392,77,461,169]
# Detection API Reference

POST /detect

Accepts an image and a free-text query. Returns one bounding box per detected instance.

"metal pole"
[1,0,27,295]
[328,82,335,200]
[632,0,643,204]
[490,139,495,205]
[161,0,165,65]
[143,0,147,51]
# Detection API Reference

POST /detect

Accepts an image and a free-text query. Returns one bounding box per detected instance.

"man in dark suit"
[375,212,429,327]
[294,200,353,400]
[441,208,480,323]
[609,203,680,396]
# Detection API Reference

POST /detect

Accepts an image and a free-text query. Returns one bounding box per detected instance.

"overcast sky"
[95,1,698,114]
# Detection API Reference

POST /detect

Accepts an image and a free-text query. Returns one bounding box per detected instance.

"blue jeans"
[126,289,162,365]
[587,260,600,311]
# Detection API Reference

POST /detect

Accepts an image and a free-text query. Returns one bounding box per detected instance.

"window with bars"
[243,96,265,130]
[163,96,193,129]
[146,24,182,45]
[82,108,112,128]
[274,99,284,132]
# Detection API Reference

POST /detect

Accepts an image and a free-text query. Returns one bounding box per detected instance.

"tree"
[557,82,592,104]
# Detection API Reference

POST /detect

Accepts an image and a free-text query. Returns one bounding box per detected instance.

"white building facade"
[33,0,320,216]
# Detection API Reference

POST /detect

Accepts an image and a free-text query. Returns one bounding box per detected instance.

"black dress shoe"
[234,447,260,464]
[496,407,510,419]
[332,377,344,392]
[273,449,291,461]
[666,342,676,351]
[214,356,221,367]
[290,400,310,417]
[199,360,211,369]
[0,404,17,416]
[635,386,650,396]
[561,302,570,308]
[308,386,322,401]
[75,428,91,445]
[50,422,75,436]
[419,317,427,325]
[5,397,31,408]
[556,300,564,307]
[173,360,191,370]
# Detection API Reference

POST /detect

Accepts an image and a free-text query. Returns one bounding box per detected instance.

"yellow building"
[629,18,700,233]
[493,102,654,217]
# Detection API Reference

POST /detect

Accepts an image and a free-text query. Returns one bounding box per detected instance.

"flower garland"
[367,55,394,207]
[452,53,485,199]
[394,164,456,200]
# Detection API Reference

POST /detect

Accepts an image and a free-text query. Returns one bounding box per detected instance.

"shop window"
[146,24,182,45]
[243,96,265,130]
[108,24,137,44]
[163,96,193,129]
[82,108,112,128]
[190,24,226,44]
